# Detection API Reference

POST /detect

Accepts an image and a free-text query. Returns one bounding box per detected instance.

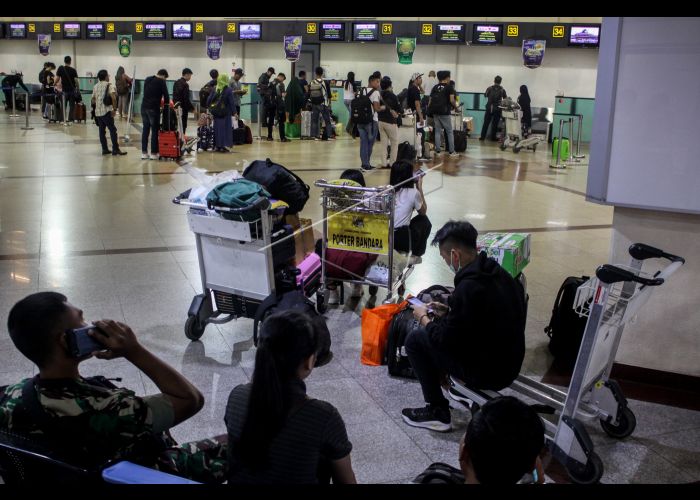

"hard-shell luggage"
[453,130,467,152]
[552,137,570,159]
[158,130,180,160]
[300,110,312,139]
[74,102,87,123]
[232,126,247,145]
[295,252,322,295]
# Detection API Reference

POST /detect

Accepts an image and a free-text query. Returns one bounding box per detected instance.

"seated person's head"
[431,220,479,273]
[7,292,86,369]
[459,396,545,484]
[340,169,366,187]
[389,160,416,191]
[235,309,320,469]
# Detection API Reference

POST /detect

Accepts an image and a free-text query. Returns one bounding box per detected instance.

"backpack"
[486,85,506,111]
[428,84,450,116]
[252,290,332,367]
[115,75,129,95]
[309,79,325,105]
[385,285,453,378]
[209,90,227,118]
[397,141,416,162]
[544,276,590,367]
[397,87,409,110]
[413,462,465,484]
[199,82,214,107]
[205,179,271,222]
[243,158,310,215]
[351,88,376,125]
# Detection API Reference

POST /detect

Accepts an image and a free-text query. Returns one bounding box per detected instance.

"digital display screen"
[86,23,105,39]
[353,23,378,42]
[437,24,465,43]
[63,23,81,39]
[569,26,600,47]
[239,23,261,40]
[172,23,192,39]
[9,23,27,39]
[320,23,345,41]
[472,24,503,45]
[145,23,167,40]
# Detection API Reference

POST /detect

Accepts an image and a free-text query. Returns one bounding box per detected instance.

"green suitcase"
[552,137,570,159]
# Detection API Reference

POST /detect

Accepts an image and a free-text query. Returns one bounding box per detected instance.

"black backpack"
[397,87,409,110]
[413,462,465,484]
[253,290,332,367]
[199,82,214,107]
[243,158,310,214]
[428,84,450,116]
[397,141,416,162]
[351,88,376,125]
[385,285,453,379]
[544,276,590,367]
[209,90,228,118]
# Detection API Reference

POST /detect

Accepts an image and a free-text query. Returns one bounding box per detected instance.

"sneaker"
[141,153,149,160]
[408,255,423,266]
[313,137,320,141]
[434,150,442,155]
[361,164,375,171]
[327,288,340,305]
[149,154,159,160]
[449,152,459,158]
[401,405,452,432]
[350,284,364,298]
[447,386,474,408]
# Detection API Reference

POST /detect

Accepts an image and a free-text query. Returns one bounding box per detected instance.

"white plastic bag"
[182,164,243,204]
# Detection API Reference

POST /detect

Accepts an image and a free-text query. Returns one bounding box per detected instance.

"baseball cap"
[234,68,244,75]
[411,72,424,80]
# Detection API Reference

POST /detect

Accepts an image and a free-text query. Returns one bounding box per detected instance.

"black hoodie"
[424,251,526,390]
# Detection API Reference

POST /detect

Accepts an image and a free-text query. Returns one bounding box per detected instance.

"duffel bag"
[206,179,270,222]
[243,158,310,214]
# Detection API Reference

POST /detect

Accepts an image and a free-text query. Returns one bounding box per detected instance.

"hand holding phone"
[408,297,433,313]
[66,326,106,358]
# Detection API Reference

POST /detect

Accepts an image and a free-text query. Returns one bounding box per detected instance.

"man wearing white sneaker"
[141,69,170,160]
[401,220,526,432]
[427,71,459,157]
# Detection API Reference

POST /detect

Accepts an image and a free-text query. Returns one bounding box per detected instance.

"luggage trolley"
[315,180,413,306]
[449,243,685,484]
[499,97,543,153]
[172,195,284,340]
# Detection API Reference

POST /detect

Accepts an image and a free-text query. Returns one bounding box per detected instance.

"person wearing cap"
[378,76,401,168]
[173,68,194,135]
[229,68,247,118]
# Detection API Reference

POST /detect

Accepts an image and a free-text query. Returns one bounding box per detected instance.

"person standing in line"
[309,67,333,141]
[91,69,127,156]
[378,77,401,168]
[428,70,459,157]
[271,73,289,142]
[140,69,170,160]
[517,85,532,136]
[115,66,133,120]
[343,72,357,136]
[480,76,507,142]
[207,73,235,153]
[229,68,246,118]
[258,67,276,142]
[357,74,383,171]
[56,56,79,122]
[173,68,194,136]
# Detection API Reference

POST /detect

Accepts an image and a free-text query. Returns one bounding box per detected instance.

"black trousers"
[480,107,502,140]
[97,112,119,152]
[265,103,276,138]
[181,112,188,136]
[394,214,432,257]
[277,110,286,140]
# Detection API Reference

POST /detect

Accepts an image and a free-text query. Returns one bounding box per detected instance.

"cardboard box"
[476,232,531,278]
[464,116,474,132]
[293,218,317,265]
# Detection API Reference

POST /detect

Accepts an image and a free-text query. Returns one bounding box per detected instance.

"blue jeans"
[141,107,160,154]
[433,114,454,153]
[311,104,332,138]
[358,121,378,167]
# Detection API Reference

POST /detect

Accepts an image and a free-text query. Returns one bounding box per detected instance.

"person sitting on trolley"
[400,220,526,432]
[0,292,228,482]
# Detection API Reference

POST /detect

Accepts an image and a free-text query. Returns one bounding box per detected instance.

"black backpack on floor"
[243,158,310,214]
[385,285,454,379]
[544,276,590,367]
[397,141,416,162]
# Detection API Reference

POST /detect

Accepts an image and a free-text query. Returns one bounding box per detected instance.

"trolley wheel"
[316,292,327,314]
[369,285,379,296]
[184,315,205,341]
[566,452,603,485]
[600,406,636,439]
[499,143,507,151]
[513,145,522,153]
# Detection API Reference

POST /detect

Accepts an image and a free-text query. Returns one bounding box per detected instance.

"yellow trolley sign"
[327,211,390,256]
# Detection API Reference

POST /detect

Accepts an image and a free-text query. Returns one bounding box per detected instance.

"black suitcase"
[453,130,467,152]
[232,127,247,145]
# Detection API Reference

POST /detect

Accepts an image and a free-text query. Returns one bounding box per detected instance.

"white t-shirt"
[423,76,437,97]
[365,87,380,122]
[394,187,422,227]
[344,82,355,101]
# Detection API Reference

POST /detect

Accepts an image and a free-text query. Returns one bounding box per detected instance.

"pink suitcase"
[296,252,321,293]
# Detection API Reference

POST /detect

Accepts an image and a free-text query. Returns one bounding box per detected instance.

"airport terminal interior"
[0,16,698,485]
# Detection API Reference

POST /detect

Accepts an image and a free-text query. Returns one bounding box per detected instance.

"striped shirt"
[225,381,352,484]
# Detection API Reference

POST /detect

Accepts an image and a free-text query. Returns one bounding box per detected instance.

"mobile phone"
[407,297,426,308]
[66,326,106,358]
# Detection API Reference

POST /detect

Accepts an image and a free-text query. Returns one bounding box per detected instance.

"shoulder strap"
[21,376,55,428]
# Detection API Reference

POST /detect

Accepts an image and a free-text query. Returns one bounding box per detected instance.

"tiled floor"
[0,112,698,484]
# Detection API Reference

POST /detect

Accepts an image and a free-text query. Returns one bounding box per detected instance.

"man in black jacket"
[401,220,526,432]
[140,69,170,160]
[172,68,193,135]
[479,75,507,142]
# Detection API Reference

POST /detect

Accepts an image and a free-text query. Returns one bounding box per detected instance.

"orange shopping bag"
[360,302,407,366]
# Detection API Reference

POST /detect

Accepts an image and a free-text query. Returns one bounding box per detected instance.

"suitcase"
[74,102,87,123]
[158,130,180,159]
[197,125,214,151]
[232,126,247,145]
[552,137,570,159]
[244,125,253,144]
[46,102,63,123]
[295,252,321,295]
[300,110,312,139]
[453,130,467,152]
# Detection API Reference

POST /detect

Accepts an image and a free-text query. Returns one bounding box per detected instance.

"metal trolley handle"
[628,243,685,264]
[595,264,665,286]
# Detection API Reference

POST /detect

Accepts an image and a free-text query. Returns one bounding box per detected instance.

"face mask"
[448,250,461,275]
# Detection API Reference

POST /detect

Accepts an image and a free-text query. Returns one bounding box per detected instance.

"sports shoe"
[449,152,459,158]
[141,152,149,160]
[447,386,474,408]
[327,288,340,305]
[350,284,364,298]
[361,164,375,171]
[401,405,452,432]
[149,153,159,160]
[408,255,423,266]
